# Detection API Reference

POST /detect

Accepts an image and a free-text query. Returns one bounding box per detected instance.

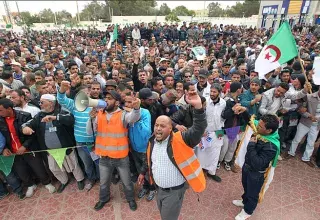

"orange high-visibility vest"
[95,110,129,158]
[147,131,206,193]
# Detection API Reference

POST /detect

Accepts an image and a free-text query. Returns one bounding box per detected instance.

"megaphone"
[74,91,107,112]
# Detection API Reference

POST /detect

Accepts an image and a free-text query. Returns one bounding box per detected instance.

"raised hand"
[59,80,71,94]
[185,91,202,109]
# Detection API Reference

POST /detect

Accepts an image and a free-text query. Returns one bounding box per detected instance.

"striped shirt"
[57,91,94,143]
[151,136,185,188]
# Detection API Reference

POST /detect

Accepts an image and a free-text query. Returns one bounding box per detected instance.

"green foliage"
[39,8,55,23]
[208,0,259,17]
[56,10,72,25]
[172,6,194,16]
[18,12,40,26]
[165,13,180,22]
[158,3,171,16]
[80,1,106,21]
[105,0,157,16]
[207,2,225,17]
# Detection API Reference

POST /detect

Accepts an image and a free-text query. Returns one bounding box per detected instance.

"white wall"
[4,16,258,32]
[111,16,257,27]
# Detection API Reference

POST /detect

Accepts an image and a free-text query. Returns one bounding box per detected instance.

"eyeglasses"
[184,76,191,78]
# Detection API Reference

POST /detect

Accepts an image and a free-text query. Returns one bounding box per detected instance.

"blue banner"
[262,5,279,15]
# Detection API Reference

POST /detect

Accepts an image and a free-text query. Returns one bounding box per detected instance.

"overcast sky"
[0,1,238,16]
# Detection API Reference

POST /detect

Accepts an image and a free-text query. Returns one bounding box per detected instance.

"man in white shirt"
[10,89,40,117]
[132,26,141,43]
[195,83,226,182]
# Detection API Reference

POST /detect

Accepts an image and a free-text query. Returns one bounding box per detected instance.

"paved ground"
[1,152,319,220]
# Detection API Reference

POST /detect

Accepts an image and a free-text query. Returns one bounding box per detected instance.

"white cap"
[159,58,170,63]
[41,94,56,101]
[11,61,21,67]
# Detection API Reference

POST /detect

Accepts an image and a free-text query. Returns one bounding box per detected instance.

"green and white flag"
[0,155,15,176]
[107,24,118,49]
[255,21,298,79]
[113,24,118,41]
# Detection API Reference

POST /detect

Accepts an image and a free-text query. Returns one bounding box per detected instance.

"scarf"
[254,120,280,167]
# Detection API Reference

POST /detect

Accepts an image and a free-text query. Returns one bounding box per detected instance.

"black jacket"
[132,62,160,92]
[141,108,207,177]
[245,139,277,172]
[24,108,75,150]
[0,110,34,151]
[222,95,250,128]
[170,104,194,129]
[142,101,164,132]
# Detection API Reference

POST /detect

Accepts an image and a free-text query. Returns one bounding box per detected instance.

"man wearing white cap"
[23,94,85,193]
[12,61,26,82]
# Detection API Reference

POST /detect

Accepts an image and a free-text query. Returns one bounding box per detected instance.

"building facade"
[257,0,320,29]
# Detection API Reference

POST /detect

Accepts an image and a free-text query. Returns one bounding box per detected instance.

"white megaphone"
[74,91,107,112]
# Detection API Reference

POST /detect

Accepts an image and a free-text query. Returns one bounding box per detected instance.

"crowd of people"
[0,21,320,220]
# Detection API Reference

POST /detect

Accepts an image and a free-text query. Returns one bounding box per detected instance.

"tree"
[165,13,180,22]
[158,3,171,16]
[105,0,157,16]
[18,12,40,26]
[207,2,225,17]
[225,0,259,17]
[242,0,260,17]
[172,5,195,16]
[80,1,106,21]
[39,9,55,23]
[56,10,72,25]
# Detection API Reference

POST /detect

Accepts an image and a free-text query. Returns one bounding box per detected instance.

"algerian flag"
[102,36,107,45]
[113,24,118,41]
[107,34,114,49]
[107,25,118,50]
[48,148,67,169]
[313,57,320,85]
[255,21,298,80]
[0,155,15,176]
[235,126,254,168]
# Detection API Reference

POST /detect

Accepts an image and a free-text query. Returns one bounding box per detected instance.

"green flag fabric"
[48,148,67,169]
[102,36,107,45]
[255,21,298,79]
[0,155,15,176]
[113,24,118,41]
[254,120,280,167]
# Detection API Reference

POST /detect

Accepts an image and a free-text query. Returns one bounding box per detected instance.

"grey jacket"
[300,92,320,129]
[259,88,307,115]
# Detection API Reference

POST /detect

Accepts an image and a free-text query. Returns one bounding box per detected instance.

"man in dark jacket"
[22,94,84,193]
[219,82,250,171]
[131,50,159,92]
[139,88,164,132]
[171,96,206,131]
[0,98,54,198]
[233,114,279,220]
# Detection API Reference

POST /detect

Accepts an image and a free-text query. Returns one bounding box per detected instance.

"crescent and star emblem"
[264,45,281,63]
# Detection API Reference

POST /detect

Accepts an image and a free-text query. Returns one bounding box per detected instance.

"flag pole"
[298,49,312,94]
[115,38,118,57]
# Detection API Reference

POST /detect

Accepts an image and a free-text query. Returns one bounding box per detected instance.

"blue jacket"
[239,90,260,116]
[0,132,5,154]
[57,90,94,143]
[128,108,151,153]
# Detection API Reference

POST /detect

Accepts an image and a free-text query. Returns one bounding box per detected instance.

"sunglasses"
[184,76,191,78]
